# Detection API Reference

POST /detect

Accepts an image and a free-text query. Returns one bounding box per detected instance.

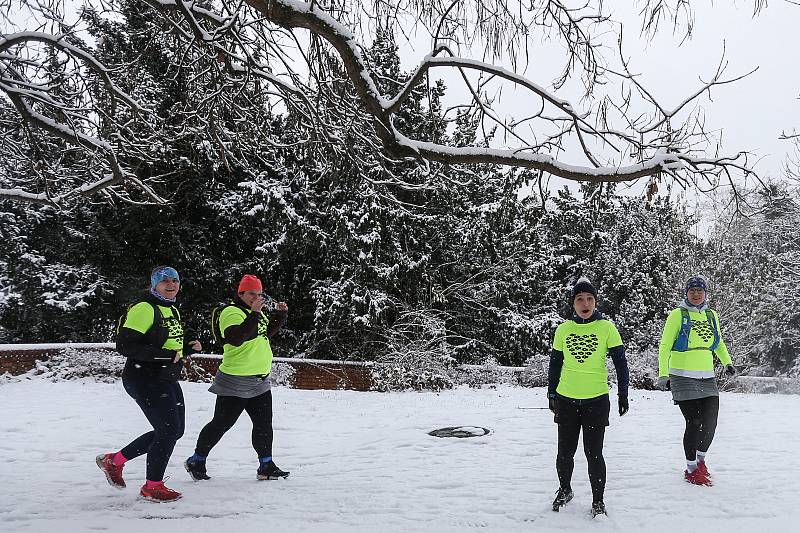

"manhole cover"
[428,426,491,438]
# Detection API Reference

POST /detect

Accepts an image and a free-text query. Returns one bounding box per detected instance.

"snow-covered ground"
[1,379,797,533]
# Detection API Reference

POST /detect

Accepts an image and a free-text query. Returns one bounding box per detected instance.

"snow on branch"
[0,32,142,111]
[246,0,754,184]
[0,28,163,204]
[139,0,319,113]
[0,0,760,203]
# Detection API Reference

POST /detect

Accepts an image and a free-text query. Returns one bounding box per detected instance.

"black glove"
[618,396,629,416]
[548,394,557,414]
[725,364,738,377]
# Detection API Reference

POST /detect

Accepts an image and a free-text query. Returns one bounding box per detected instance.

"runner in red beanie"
[238,274,262,294]
[185,272,290,482]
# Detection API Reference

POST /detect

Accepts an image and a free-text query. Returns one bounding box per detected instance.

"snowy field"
[1,379,798,533]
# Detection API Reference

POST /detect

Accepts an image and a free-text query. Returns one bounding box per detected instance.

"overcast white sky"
[613,1,800,181]
[390,0,799,192]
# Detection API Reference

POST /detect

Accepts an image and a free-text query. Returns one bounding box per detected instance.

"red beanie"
[237,274,263,293]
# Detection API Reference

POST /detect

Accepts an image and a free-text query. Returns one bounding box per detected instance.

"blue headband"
[151,267,180,289]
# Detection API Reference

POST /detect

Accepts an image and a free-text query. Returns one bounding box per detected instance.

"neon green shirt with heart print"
[552,319,623,399]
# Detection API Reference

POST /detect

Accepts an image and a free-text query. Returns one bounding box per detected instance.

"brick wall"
[289,360,373,391]
[0,345,374,391]
[0,350,51,375]
[187,356,374,391]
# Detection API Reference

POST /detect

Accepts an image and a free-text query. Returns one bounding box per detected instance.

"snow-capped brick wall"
[0,350,44,375]
[288,359,374,391]
[5,344,794,394]
[0,344,374,391]
[188,355,374,390]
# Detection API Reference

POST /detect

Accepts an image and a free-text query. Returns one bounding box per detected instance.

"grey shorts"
[670,374,718,402]
[208,370,271,398]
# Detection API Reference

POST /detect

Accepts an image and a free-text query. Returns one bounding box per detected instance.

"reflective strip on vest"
[669,368,715,379]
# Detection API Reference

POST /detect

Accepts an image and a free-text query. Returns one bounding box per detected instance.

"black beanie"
[571,276,597,302]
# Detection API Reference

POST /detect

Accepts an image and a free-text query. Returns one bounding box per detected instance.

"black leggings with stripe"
[677,395,719,461]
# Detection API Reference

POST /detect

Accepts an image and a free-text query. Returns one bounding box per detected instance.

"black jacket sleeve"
[608,344,629,398]
[117,327,174,361]
[547,348,564,398]
[266,310,288,338]
[222,312,261,347]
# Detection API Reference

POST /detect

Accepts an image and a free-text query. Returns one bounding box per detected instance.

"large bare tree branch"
[0,29,163,204]
[244,0,751,183]
[0,0,760,202]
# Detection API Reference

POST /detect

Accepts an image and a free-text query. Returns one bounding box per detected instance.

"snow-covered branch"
[241,0,754,183]
[0,27,164,204]
[0,0,759,203]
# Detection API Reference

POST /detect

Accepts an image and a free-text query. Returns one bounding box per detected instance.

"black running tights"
[556,421,606,502]
[677,395,720,461]
[120,376,186,482]
[194,390,273,458]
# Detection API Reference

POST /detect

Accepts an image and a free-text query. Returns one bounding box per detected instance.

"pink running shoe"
[140,481,182,502]
[96,453,125,489]
[684,468,713,486]
[697,461,710,478]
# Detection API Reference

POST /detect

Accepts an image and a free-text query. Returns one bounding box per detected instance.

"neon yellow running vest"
[658,307,731,379]
[123,302,184,352]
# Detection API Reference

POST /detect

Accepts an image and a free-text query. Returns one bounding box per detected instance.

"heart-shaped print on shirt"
[565,333,599,364]
[692,321,713,342]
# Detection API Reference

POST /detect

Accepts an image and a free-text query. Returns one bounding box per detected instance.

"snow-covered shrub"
[33,348,124,383]
[455,356,518,388]
[270,362,296,387]
[518,352,549,388]
[0,371,23,385]
[722,375,800,394]
[372,361,454,392]
[623,347,659,389]
[371,309,456,392]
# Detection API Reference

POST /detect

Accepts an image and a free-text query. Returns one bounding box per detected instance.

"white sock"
[696,451,707,464]
[687,460,698,473]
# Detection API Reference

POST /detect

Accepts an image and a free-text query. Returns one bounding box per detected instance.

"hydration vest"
[672,308,720,352]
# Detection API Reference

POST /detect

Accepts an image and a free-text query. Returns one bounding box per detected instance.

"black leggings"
[120,375,186,481]
[677,396,719,461]
[195,390,273,458]
[555,395,609,503]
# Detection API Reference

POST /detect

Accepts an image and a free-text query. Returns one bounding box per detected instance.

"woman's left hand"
[548,395,557,414]
[618,397,629,416]
[189,339,202,352]
[276,302,289,312]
